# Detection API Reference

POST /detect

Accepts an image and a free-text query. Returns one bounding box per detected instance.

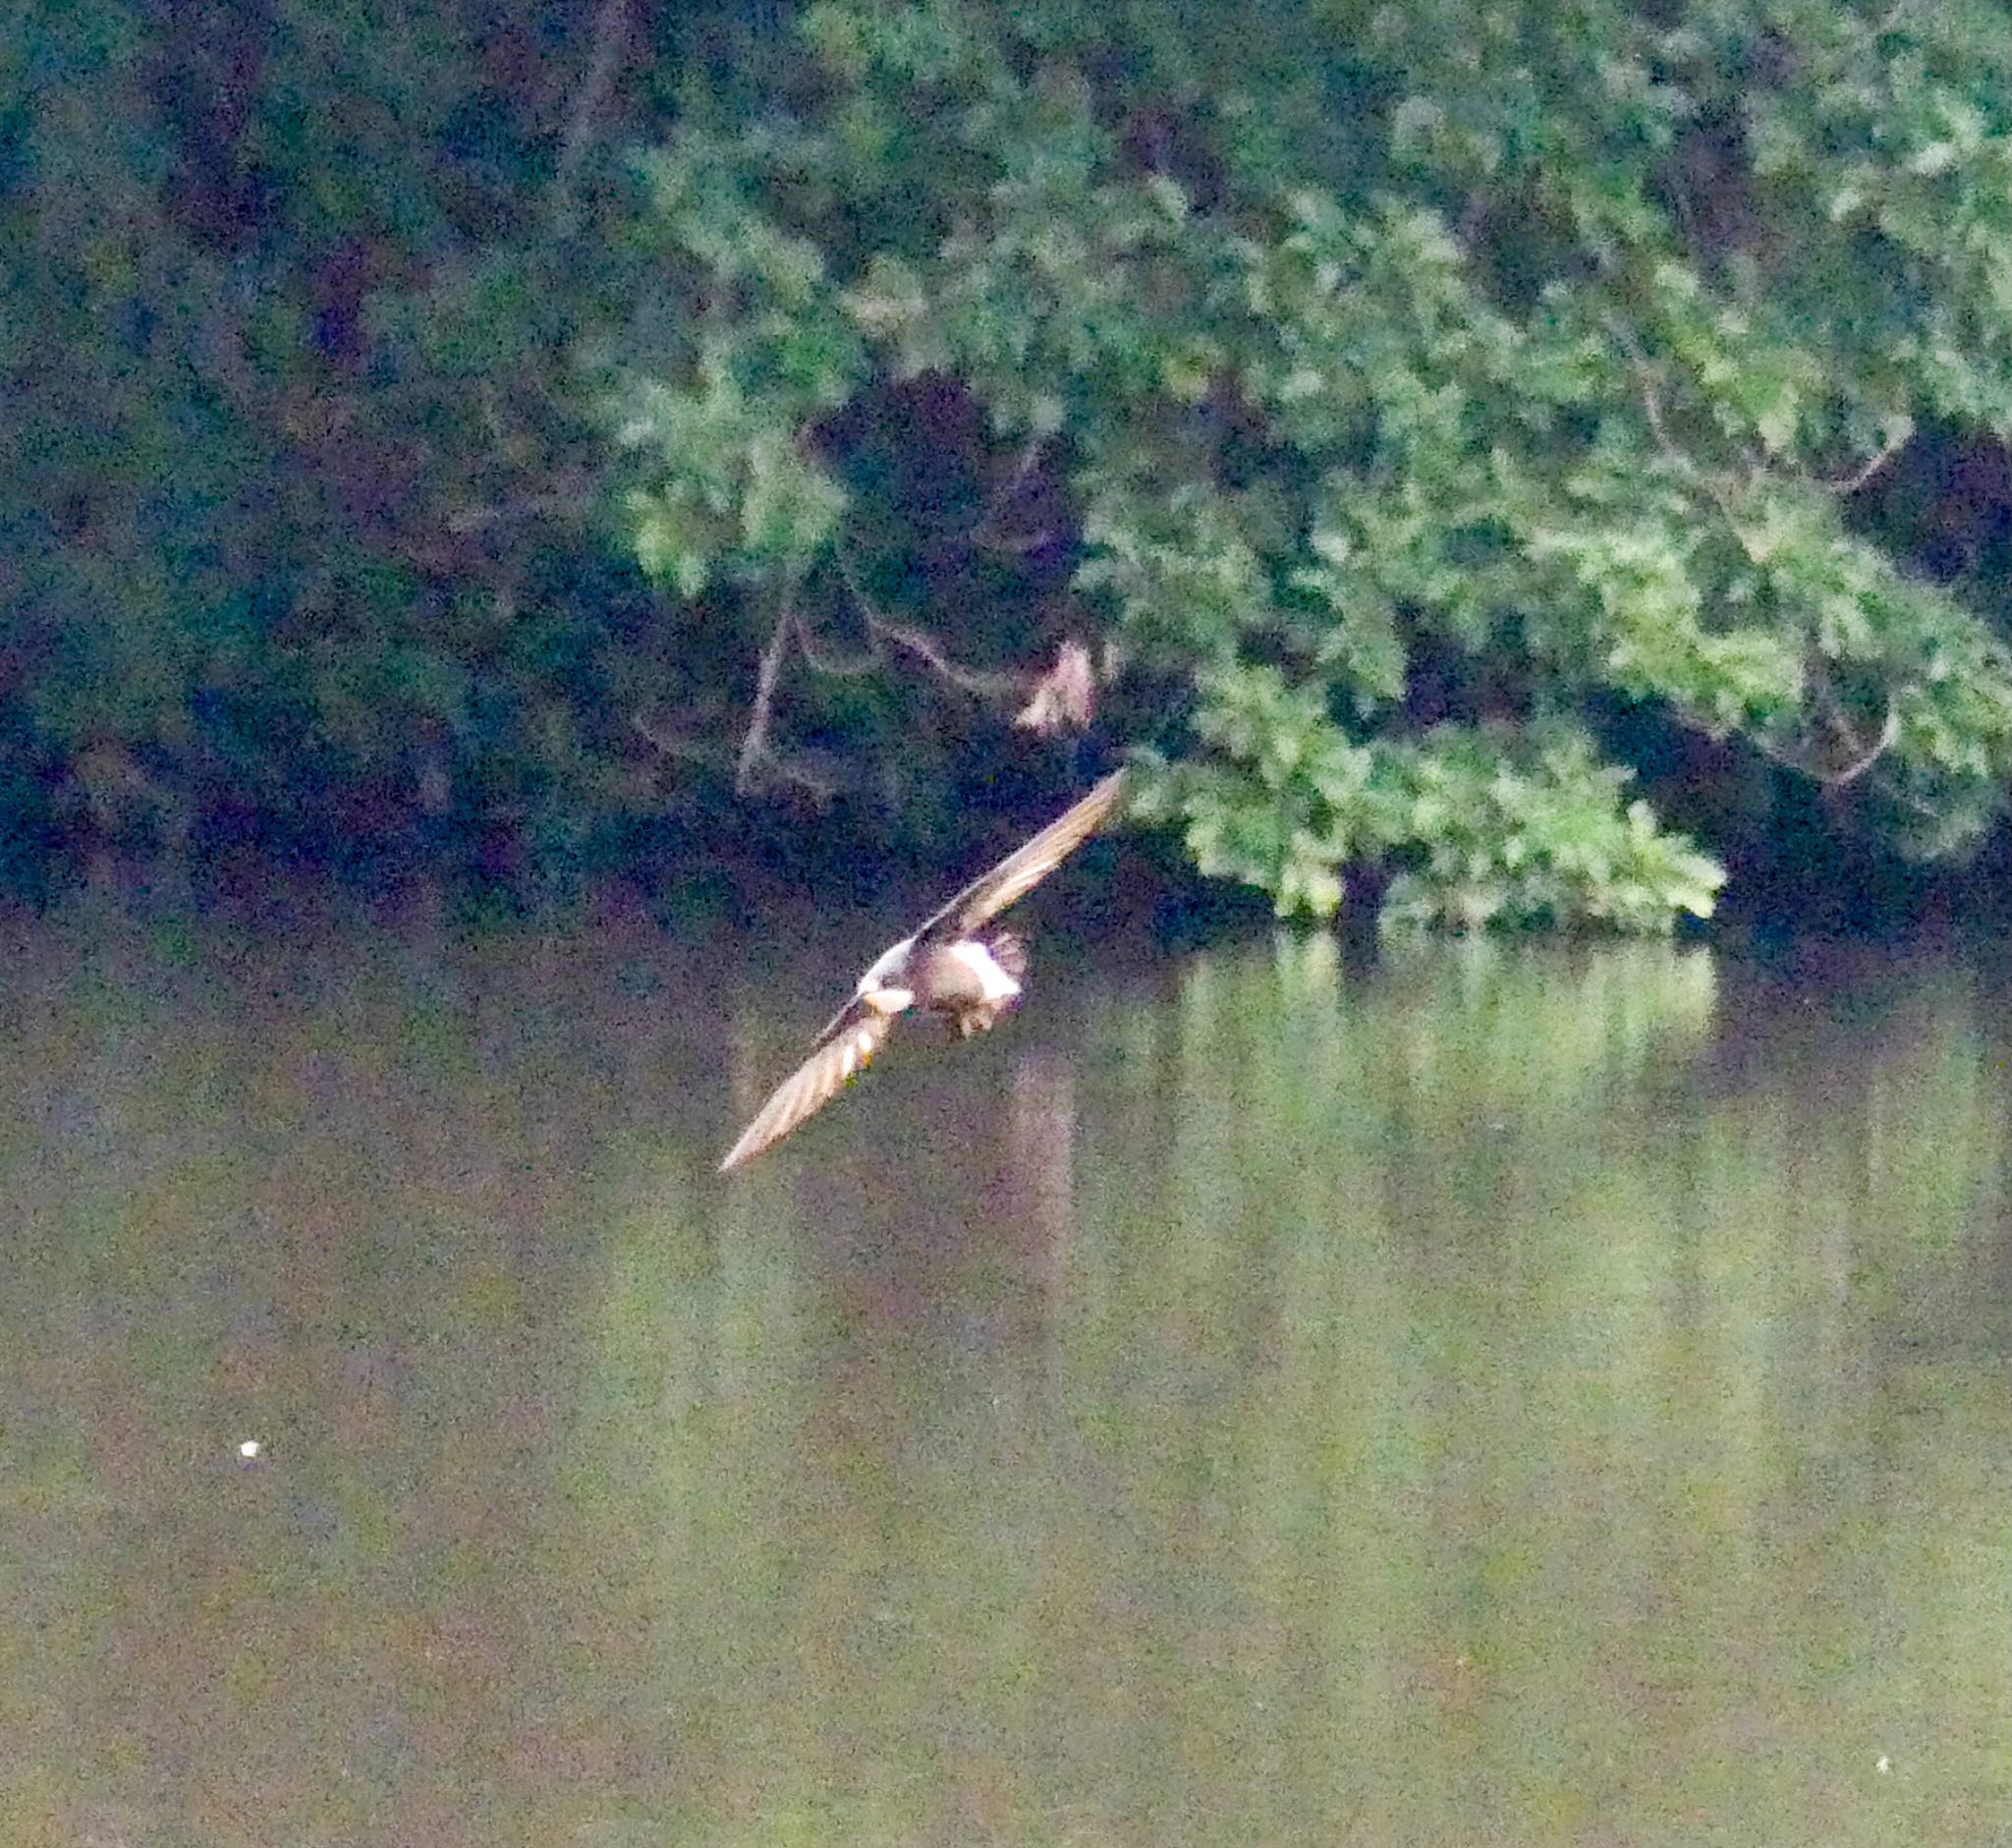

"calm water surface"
[0,907,2004,1846]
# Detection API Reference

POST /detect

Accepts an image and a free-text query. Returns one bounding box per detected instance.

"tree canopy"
[7,0,2010,929]
[614,0,2012,928]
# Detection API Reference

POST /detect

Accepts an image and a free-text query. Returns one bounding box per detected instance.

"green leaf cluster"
[1375,726,1725,933]
[613,0,2012,927]
[4,0,2006,924]
[4,1,670,875]
[1132,664,1721,927]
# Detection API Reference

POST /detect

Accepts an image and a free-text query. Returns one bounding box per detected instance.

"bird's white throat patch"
[857,936,917,1013]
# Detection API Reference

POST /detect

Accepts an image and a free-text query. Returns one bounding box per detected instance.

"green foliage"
[1131,663,1369,919]
[1131,665,1721,927]
[5,0,2009,927]
[1374,727,1726,934]
[610,0,2012,928]
[4,1,703,882]
[619,372,852,598]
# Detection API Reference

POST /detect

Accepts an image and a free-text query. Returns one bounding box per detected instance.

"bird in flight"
[720,768,1129,1171]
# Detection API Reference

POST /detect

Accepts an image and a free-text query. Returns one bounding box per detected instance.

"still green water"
[0,912,2004,1847]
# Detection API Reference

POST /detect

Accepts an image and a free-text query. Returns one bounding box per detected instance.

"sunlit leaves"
[7,0,2007,912]
[613,147,867,597]
[1287,525,1408,706]
[1127,664,1368,918]
[1138,673,1722,927]
[618,374,848,598]
[1378,727,1725,933]
[1525,512,1806,733]
[641,155,805,300]
[1077,483,1272,665]
[603,0,2010,927]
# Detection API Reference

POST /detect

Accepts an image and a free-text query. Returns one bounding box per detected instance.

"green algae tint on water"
[0,914,2003,1847]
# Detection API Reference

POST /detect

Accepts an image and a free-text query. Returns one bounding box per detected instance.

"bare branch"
[445,484,597,534]
[966,430,1056,555]
[551,0,630,232]
[1015,639,1095,736]
[1817,419,1914,496]
[834,550,1026,698]
[1808,653,1901,786]
[757,753,842,805]
[1604,315,1753,527]
[864,611,1027,697]
[1823,702,1901,786]
[1605,317,1692,473]
[631,710,721,764]
[790,611,880,677]
[1745,676,1900,790]
[735,596,796,796]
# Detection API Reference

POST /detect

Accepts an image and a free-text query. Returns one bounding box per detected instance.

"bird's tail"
[985,929,1027,983]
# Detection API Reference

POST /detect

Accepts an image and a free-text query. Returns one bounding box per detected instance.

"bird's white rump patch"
[950,938,1022,1001]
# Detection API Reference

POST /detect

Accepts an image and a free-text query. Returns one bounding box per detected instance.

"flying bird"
[719,768,1128,1171]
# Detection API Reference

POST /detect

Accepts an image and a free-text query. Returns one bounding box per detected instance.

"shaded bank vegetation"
[7,1,2009,929]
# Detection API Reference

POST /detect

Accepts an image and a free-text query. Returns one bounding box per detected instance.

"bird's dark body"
[917,928,1025,1036]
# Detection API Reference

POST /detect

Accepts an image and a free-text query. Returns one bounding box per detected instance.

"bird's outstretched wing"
[719,1005,896,1172]
[920,767,1128,940]
[719,768,1127,1173]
